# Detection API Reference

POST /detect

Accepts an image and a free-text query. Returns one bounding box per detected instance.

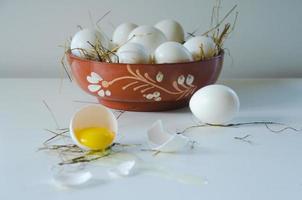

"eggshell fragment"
[189,84,240,125]
[53,170,92,187]
[155,19,185,43]
[147,120,189,152]
[69,105,118,150]
[107,160,137,178]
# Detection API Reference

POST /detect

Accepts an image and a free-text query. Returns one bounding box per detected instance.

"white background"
[0,0,302,78]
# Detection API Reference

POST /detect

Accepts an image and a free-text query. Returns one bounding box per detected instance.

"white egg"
[116,42,150,64]
[128,25,167,53]
[69,105,118,150]
[183,36,217,60]
[189,85,240,125]
[154,19,184,43]
[112,23,138,46]
[70,29,109,59]
[108,40,118,51]
[154,41,193,64]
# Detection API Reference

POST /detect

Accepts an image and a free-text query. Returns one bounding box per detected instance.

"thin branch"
[208,121,284,127]
[115,110,126,120]
[234,134,253,144]
[88,10,94,27]
[178,121,294,135]
[87,41,102,61]
[177,125,207,135]
[42,100,60,129]
[96,10,112,25]
[202,4,237,36]
[60,54,72,82]
[59,150,111,165]
[141,149,161,156]
[43,129,69,144]
[186,32,196,39]
[73,100,100,104]
[264,124,301,133]
[38,144,78,151]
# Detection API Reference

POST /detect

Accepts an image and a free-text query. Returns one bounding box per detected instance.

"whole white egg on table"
[189,84,240,125]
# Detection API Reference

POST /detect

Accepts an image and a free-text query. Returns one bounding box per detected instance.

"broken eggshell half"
[147,120,189,152]
[69,105,118,151]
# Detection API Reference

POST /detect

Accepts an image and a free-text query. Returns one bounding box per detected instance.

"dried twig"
[177,124,207,135]
[234,134,253,144]
[42,100,60,129]
[58,150,111,165]
[96,10,112,25]
[264,124,302,133]
[208,121,284,127]
[178,121,300,135]
[115,110,126,120]
[73,100,100,104]
[60,40,72,82]
[43,129,69,144]
[40,126,139,165]
[141,149,161,156]
[38,144,79,151]
[202,4,238,36]
[186,31,196,39]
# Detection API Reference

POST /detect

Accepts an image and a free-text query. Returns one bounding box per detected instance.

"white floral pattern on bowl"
[86,65,196,101]
[87,72,111,97]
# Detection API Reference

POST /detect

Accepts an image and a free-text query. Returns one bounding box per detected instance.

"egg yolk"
[75,127,115,150]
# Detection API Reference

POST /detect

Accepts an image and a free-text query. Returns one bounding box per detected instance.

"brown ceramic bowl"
[67,51,224,111]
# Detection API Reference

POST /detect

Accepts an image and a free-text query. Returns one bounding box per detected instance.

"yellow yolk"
[75,127,115,150]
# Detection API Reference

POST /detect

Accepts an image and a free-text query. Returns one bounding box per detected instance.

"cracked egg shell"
[69,105,118,151]
[147,120,189,152]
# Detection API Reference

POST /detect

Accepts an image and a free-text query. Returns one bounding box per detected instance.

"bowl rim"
[67,50,224,66]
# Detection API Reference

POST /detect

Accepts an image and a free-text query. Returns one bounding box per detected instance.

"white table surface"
[1,78,302,200]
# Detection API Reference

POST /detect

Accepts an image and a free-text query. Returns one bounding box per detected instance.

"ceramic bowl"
[67,52,224,111]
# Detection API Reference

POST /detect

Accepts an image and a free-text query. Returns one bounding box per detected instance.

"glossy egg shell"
[189,84,240,124]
